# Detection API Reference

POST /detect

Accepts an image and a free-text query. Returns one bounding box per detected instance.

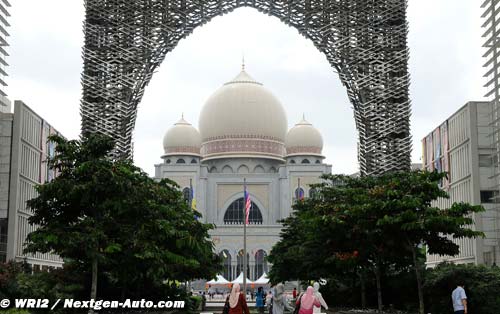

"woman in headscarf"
[297,286,321,314]
[272,283,294,314]
[225,283,250,314]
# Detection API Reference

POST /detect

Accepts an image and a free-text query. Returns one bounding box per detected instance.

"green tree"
[372,171,484,314]
[269,171,484,313]
[24,134,220,309]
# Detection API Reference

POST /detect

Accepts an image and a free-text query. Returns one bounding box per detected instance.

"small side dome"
[285,116,323,157]
[163,116,201,157]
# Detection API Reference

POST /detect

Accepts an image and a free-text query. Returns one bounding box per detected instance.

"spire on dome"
[297,114,312,125]
[175,114,190,125]
[225,67,263,86]
[242,55,245,71]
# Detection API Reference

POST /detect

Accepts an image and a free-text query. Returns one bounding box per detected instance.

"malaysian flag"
[244,182,251,225]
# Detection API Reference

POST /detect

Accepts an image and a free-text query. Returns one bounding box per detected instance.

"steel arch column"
[81,0,411,176]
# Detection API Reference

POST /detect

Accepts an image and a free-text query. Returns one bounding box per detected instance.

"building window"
[294,187,305,201]
[484,251,493,266]
[290,160,296,164]
[176,158,186,164]
[219,250,232,281]
[309,188,319,199]
[480,190,499,203]
[236,250,250,279]
[182,187,191,204]
[301,159,310,164]
[479,154,497,167]
[254,250,268,280]
[223,198,263,225]
[315,160,321,164]
[166,159,171,164]
[191,158,197,164]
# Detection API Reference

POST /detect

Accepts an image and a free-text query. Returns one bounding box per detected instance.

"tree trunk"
[359,271,367,308]
[374,264,383,312]
[411,245,425,314]
[89,257,98,314]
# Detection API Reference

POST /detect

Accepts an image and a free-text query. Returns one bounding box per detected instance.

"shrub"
[424,263,500,314]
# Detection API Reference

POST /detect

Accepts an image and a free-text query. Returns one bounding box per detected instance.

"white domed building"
[155,69,332,281]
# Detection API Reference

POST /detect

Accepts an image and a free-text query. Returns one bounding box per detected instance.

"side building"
[423,101,499,267]
[0,100,63,269]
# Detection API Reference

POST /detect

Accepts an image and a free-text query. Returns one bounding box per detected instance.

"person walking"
[451,282,467,314]
[266,290,273,314]
[255,287,266,314]
[272,283,294,314]
[296,286,321,314]
[225,283,250,314]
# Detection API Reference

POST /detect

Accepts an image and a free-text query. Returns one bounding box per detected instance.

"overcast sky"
[7,1,485,176]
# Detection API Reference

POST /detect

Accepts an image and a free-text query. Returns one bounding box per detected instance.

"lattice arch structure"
[81,0,411,176]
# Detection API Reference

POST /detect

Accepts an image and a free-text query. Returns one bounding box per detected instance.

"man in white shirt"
[451,282,467,314]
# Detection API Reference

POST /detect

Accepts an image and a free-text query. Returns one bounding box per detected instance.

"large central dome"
[199,69,288,161]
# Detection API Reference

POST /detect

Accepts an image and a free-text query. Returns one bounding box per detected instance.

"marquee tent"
[231,272,253,285]
[253,272,270,285]
[206,274,230,285]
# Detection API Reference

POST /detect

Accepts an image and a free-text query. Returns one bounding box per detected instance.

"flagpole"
[298,177,301,201]
[243,178,247,295]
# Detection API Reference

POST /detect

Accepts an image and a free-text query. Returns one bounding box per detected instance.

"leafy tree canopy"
[25,134,220,298]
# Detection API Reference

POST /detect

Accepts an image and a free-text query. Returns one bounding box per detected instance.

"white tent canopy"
[253,272,270,285]
[207,274,230,285]
[231,272,253,284]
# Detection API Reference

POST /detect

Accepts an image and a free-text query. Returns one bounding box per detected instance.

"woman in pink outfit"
[296,286,321,314]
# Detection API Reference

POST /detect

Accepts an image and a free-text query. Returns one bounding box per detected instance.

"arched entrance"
[236,249,250,279]
[81,0,411,176]
[219,250,232,281]
[254,249,268,280]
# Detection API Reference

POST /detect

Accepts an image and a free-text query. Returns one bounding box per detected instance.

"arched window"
[236,250,250,279]
[294,187,305,200]
[309,188,319,199]
[224,198,263,225]
[315,160,321,164]
[182,187,191,204]
[219,250,232,281]
[290,160,296,164]
[254,250,268,280]
[166,159,171,164]
[176,158,186,164]
[301,159,310,164]
[191,158,197,164]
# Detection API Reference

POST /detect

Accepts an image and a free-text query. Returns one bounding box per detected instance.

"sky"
[7,1,485,176]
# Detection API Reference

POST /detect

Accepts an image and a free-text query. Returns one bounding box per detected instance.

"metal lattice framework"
[81,0,411,176]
